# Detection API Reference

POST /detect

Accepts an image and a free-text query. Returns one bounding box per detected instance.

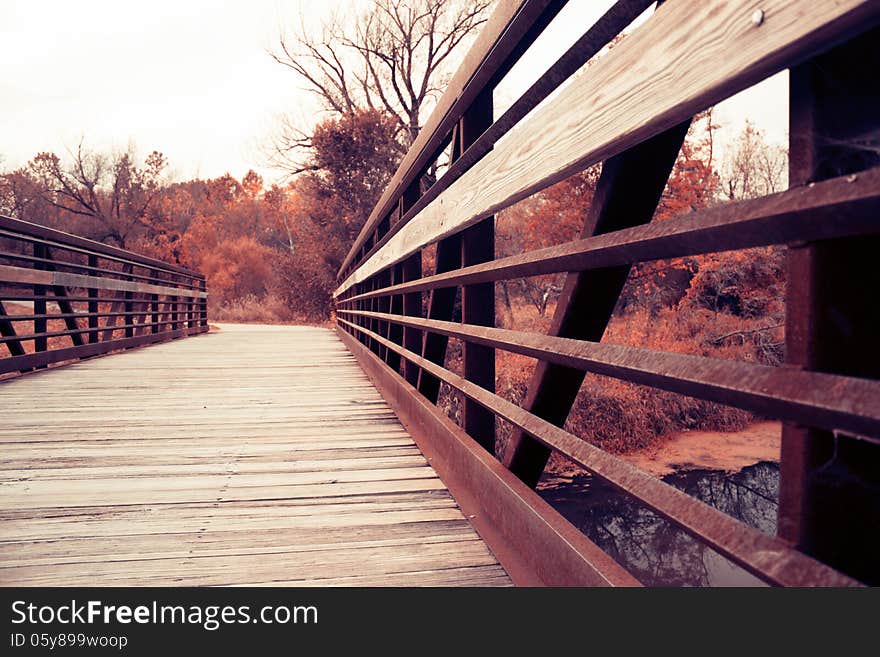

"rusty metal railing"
[0,215,208,375]
[333,0,880,586]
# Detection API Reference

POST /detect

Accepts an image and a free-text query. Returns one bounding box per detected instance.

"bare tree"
[721,121,788,200]
[268,0,492,174]
[27,143,167,248]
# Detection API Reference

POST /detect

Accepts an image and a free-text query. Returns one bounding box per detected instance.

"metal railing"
[333,0,880,586]
[0,214,207,375]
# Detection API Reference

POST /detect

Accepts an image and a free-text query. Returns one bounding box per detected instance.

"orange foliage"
[198,236,277,307]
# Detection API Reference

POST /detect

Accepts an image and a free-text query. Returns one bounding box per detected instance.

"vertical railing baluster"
[33,243,48,357]
[88,255,99,343]
[150,288,159,335]
[124,268,134,339]
[459,90,496,454]
[200,278,208,330]
[777,28,880,584]
[400,181,423,387]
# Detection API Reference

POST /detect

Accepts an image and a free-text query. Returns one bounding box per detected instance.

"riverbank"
[621,420,781,476]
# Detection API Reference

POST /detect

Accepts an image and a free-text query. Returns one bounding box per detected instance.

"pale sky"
[1,0,787,186]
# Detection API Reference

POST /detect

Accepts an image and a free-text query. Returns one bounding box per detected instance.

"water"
[538,461,780,587]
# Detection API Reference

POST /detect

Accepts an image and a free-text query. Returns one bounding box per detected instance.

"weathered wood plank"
[0,323,510,586]
[0,540,500,586]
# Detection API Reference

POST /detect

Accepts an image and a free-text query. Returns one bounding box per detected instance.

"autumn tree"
[496,167,600,317]
[24,144,168,249]
[721,120,787,200]
[269,0,491,174]
[0,166,55,225]
[272,109,402,316]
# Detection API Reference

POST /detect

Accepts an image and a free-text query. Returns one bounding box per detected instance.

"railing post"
[171,288,180,331]
[777,28,880,584]
[33,243,48,356]
[400,181,422,387]
[459,90,496,454]
[124,269,135,339]
[87,255,99,344]
[187,287,195,333]
[414,123,461,403]
[386,263,403,374]
[376,217,391,364]
[150,283,159,335]
[200,278,208,330]
[359,283,369,348]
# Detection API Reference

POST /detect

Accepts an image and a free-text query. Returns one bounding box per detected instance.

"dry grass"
[491,298,780,467]
[210,293,330,326]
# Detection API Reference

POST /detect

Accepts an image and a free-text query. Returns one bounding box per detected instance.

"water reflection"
[538,461,780,587]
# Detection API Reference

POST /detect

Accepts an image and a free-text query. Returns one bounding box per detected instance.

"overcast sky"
[1,0,787,185]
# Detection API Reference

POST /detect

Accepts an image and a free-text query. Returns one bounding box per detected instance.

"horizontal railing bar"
[0,295,191,304]
[341,309,880,443]
[338,167,880,304]
[0,250,201,289]
[0,215,203,278]
[0,319,196,344]
[341,0,654,280]
[0,327,207,374]
[1,307,197,322]
[337,316,860,587]
[336,0,880,296]
[339,0,564,277]
[0,265,208,299]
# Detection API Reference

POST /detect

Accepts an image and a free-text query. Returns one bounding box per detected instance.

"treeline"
[0,109,400,323]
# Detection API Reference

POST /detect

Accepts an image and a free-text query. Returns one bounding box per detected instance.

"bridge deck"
[0,324,510,586]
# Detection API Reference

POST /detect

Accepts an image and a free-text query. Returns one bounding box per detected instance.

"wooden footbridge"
[2,0,879,587]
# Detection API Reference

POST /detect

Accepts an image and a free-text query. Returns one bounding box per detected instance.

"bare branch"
[268,0,492,173]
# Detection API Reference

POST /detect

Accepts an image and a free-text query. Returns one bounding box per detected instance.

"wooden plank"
[243,565,513,587]
[0,507,469,543]
[0,496,463,539]
[0,525,482,568]
[0,540,500,586]
[336,0,880,295]
[0,323,510,587]
[0,455,430,481]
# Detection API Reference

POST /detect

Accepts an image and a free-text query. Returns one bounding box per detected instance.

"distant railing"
[333,0,880,586]
[0,214,207,375]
